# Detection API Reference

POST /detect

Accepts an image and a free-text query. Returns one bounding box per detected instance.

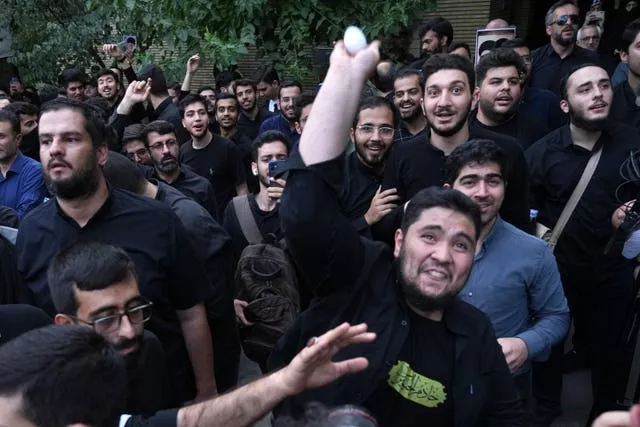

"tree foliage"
[4,0,435,84]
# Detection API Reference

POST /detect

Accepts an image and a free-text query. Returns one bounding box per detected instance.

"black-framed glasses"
[148,140,177,151]
[554,14,580,26]
[126,148,149,160]
[356,125,395,138]
[72,301,153,335]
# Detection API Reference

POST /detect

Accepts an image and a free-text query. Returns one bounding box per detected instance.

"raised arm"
[181,54,200,94]
[279,42,381,295]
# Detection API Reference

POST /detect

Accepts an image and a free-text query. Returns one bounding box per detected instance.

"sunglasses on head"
[554,14,580,26]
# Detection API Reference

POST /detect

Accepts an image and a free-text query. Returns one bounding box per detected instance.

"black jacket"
[269,153,526,426]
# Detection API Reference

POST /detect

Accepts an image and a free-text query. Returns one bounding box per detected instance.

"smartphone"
[268,160,286,178]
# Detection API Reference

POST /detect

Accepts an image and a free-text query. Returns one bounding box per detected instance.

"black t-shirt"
[153,166,218,220]
[365,309,455,427]
[469,110,550,151]
[228,130,259,194]
[179,134,247,216]
[222,194,283,265]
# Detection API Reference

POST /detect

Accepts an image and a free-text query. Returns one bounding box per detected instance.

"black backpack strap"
[232,195,263,244]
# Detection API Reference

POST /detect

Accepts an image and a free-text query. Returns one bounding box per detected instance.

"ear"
[54,314,74,325]
[182,118,187,129]
[421,101,427,117]
[393,229,404,258]
[295,122,302,135]
[349,128,356,144]
[96,143,109,167]
[473,86,480,103]
[14,133,22,148]
[441,36,449,48]
[251,161,258,176]
[621,50,629,64]
[546,26,552,37]
[560,99,570,114]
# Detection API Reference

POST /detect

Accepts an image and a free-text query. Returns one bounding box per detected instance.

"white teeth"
[427,270,446,278]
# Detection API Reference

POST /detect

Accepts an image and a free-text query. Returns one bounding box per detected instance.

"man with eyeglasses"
[49,241,169,416]
[530,0,599,96]
[142,120,218,219]
[122,123,153,166]
[258,80,303,144]
[339,96,399,236]
[577,24,602,52]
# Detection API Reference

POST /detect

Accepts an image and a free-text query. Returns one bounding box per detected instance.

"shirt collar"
[153,98,173,116]
[6,152,27,176]
[475,216,504,260]
[350,151,383,178]
[622,80,640,109]
[55,187,115,227]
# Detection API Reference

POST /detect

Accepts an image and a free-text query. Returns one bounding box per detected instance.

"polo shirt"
[16,188,213,403]
[530,44,599,96]
[0,152,46,219]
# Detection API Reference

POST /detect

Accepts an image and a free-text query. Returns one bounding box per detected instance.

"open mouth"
[589,102,608,111]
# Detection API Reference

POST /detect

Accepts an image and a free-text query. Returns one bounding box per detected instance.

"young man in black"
[16,98,217,405]
[2,101,40,161]
[610,18,640,128]
[142,120,218,218]
[527,64,638,422]
[235,79,274,140]
[179,94,248,216]
[58,68,86,102]
[382,53,530,234]
[392,68,428,143]
[269,40,526,426]
[339,96,399,237]
[48,241,168,415]
[257,80,303,143]
[222,130,288,264]
[254,64,281,112]
[471,48,550,150]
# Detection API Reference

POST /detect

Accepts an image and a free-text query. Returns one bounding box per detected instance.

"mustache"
[418,260,452,277]
[47,157,72,169]
[161,154,177,162]
[112,336,141,352]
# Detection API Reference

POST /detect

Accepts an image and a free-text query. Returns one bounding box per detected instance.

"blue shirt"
[612,62,629,88]
[257,113,300,145]
[0,152,46,219]
[459,217,569,366]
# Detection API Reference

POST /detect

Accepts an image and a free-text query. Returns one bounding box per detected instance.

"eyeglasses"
[126,148,149,159]
[356,125,395,138]
[520,54,532,64]
[553,14,580,26]
[72,301,153,335]
[148,140,177,151]
[581,36,600,42]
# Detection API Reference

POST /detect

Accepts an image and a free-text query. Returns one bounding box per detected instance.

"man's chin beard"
[46,159,101,201]
[554,32,576,47]
[569,111,608,132]
[399,271,457,313]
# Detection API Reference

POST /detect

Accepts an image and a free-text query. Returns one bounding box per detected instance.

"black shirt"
[382,128,530,232]
[124,410,178,427]
[237,106,274,141]
[127,331,170,416]
[151,98,190,144]
[268,153,526,425]
[180,135,247,216]
[0,304,51,346]
[610,80,640,129]
[228,130,259,194]
[530,44,599,96]
[222,194,282,265]
[153,165,218,220]
[16,189,213,403]
[469,110,551,151]
[526,124,639,271]
[366,309,455,427]
[394,121,428,144]
[339,151,383,235]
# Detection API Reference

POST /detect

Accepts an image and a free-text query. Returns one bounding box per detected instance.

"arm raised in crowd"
[279,42,381,296]
[176,322,375,427]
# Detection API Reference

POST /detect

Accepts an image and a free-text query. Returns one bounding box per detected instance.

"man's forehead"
[217,98,236,107]
[427,69,469,87]
[485,66,520,78]
[258,141,288,156]
[124,139,145,149]
[568,67,608,87]
[395,75,421,89]
[554,4,578,16]
[413,207,476,234]
[147,131,176,142]
[185,102,207,112]
[358,106,394,122]
[458,161,502,177]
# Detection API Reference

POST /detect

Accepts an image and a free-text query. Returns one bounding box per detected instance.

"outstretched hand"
[187,54,201,74]
[277,322,375,396]
[329,40,381,80]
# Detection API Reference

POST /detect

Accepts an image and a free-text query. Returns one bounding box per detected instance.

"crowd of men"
[4,0,640,426]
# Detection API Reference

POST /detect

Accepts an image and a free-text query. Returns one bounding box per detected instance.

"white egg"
[343,26,367,55]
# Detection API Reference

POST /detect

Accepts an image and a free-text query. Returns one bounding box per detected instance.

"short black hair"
[59,68,87,88]
[215,70,242,91]
[252,130,291,161]
[94,68,120,84]
[122,123,146,143]
[48,241,138,316]
[352,96,397,128]
[0,109,21,135]
[40,98,108,149]
[278,80,303,99]
[501,38,528,50]
[401,187,482,238]
[198,85,216,94]
[84,96,112,123]
[545,0,579,26]
[0,325,127,427]
[3,101,39,121]
[137,64,168,96]
[168,81,181,92]
[393,68,426,92]
[475,48,526,86]
[622,18,640,53]
[559,62,602,100]
[39,84,60,104]
[142,120,176,145]
[443,139,509,184]
[447,41,472,57]
[254,64,280,85]
[422,53,476,90]
[418,17,454,46]
[104,151,147,194]
[179,93,208,118]
[294,92,316,122]
[215,92,238,104]
[234,79,257,93]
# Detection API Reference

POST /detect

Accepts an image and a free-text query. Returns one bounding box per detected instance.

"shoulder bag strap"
[232,195,263,244]
[548,146,603,251]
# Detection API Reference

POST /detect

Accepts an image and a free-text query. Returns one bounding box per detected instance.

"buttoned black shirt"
[382,127,530,232]
[610,80,640,129]
[530,44,599,96]
[526,123,639,271]
[16,189,213,402]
